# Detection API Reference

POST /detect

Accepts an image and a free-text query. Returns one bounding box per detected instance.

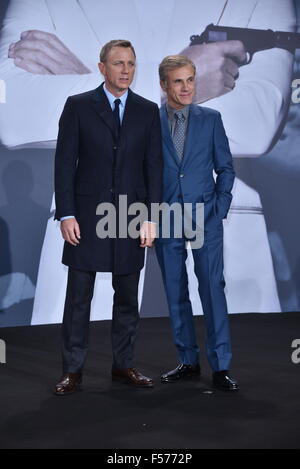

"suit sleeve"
[54,97,79,221]
[213,112,235,219]
[144,104,163,220]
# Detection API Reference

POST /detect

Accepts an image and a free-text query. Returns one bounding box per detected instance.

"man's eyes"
[174,77,194,83]
[113,62,135,66]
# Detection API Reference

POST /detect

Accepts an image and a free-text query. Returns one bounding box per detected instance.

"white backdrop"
[0,0,299,325]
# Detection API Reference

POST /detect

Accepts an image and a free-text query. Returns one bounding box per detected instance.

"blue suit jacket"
[159,104,235,226]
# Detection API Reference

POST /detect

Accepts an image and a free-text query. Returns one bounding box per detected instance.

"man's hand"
[140,221,156,248]
[61,218,81,246]
[179,41,247,103]
[8,30,91,75]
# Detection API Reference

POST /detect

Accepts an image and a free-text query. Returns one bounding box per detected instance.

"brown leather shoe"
[54,373,82,396]
[112,368,154,388]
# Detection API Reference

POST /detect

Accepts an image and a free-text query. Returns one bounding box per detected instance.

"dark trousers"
[62,267,140,373]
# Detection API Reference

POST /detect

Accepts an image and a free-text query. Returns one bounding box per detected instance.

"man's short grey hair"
[100,40,136,63]
[159,55,196,82]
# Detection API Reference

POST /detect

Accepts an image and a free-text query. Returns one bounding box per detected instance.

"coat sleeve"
[54,97,79,221]
[144,104,163,221]
[213,112,236,219]
[203,0,297,157]
[0,0,100,148]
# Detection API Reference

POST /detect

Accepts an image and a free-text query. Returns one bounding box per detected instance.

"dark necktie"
[113,98,121,134]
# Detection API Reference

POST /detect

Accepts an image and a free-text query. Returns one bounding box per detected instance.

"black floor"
[0,313,300,449]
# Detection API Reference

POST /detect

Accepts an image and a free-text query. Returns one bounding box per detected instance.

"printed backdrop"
[0,0,300,326]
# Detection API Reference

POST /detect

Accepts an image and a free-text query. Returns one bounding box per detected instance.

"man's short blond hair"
[100,40,136,63]
[159,55,196,82]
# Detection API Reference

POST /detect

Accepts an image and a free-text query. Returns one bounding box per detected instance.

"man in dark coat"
[53,40,163,395]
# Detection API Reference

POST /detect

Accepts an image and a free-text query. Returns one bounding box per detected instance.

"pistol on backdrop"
[190,23,300,64]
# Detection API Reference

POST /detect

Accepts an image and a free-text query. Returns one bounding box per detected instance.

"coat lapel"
[91,85,137,148]
[118,88,135,146]
[91,83,118,141]
[115,88,139,165]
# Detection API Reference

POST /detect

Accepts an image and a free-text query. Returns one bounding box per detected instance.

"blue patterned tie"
[173,112,186,160]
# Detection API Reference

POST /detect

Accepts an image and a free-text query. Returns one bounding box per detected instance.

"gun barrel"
[274,31,300,50]
[190,24,300,53]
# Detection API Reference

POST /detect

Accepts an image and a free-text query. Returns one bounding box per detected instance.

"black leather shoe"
[212,371,239,392]
[161,364,201,383]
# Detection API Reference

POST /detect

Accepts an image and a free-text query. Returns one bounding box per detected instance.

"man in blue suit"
[156,55,239,392]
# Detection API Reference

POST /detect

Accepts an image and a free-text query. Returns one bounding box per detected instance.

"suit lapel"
[160,104,205,167]
[181,104,205,169]
[91,83,118,141]
[160,105,180,167]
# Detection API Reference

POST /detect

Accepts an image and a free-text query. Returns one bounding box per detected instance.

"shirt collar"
[166,103,190,121]
[103,84,128,108]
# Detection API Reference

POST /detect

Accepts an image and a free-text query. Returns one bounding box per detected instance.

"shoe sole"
[161,374,201,383]
[212,384,239,392]
[112,376,154,388]
[53,384,82,396]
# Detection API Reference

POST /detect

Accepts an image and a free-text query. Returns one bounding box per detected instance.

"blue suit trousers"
[156,221,232,372]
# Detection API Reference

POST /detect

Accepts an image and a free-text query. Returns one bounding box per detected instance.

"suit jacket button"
[180,174,184,178]
[113,146,117,150]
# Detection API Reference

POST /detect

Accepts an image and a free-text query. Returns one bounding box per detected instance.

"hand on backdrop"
[8,30,91,74]
[179,41,247,103]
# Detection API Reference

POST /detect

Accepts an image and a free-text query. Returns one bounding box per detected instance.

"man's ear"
[98,62,105,76]
[160,80,167,92]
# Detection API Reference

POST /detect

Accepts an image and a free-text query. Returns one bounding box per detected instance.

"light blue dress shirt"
[103,84,128,123]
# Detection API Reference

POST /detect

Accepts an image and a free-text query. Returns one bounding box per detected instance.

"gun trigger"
[245,51,253,65]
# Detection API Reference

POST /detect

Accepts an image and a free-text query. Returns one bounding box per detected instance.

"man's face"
[99,46,136,96]
[161,65,196,109]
